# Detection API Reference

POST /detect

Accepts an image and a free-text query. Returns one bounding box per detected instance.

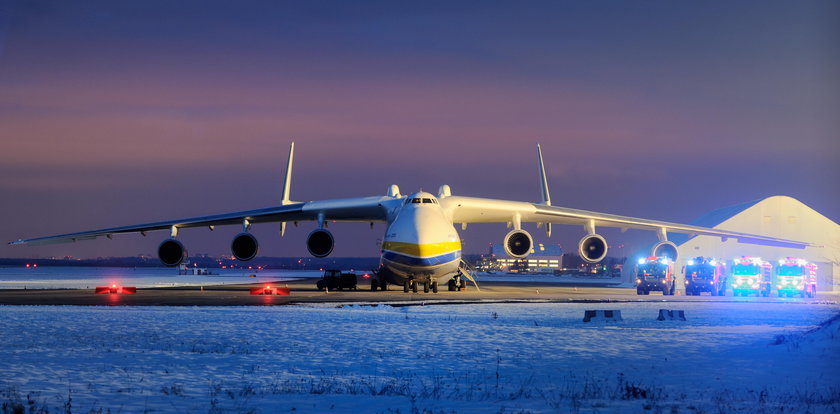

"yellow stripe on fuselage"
[381,241,461,258]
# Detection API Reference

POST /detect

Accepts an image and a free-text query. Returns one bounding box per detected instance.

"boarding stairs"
[458,260,481,292]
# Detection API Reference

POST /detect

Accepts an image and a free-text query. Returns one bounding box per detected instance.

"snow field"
[0,301,838,413]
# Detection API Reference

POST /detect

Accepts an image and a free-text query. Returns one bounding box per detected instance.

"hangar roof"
[670,198,762,245]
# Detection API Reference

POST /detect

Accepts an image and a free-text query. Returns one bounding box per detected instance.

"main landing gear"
[447,276,467,292]
[370,278,388,291]
[402,278,439,294]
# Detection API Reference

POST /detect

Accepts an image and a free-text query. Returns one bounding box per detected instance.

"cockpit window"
[405,196,437,205]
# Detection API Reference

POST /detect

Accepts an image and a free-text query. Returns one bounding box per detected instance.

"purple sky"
[1,1,837,259]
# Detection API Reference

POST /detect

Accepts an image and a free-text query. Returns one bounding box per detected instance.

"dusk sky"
[1,1,837,259]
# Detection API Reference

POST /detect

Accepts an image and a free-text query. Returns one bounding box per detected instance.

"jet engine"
[651,241,678,261]
[158,239,187,267]
[503,229,533,259]
[578,234,608,263]
[307,229,334,258]
[231,233,259,261]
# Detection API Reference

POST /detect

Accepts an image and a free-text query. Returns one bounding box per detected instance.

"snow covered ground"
[1,301,837,413]
[0,266,310,289]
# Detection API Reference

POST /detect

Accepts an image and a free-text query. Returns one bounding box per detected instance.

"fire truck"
[774,257,817,298]
[635,257,675,295]
[731,257,772,297]
[684,257,727,296]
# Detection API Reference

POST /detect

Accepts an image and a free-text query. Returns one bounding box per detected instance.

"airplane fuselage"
[380,192,462,285]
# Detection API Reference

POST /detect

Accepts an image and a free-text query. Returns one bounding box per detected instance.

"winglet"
[537,144,551,206]
[537,144,552,237]
[281,142,295,205]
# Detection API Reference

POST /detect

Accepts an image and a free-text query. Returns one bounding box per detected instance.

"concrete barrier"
[657,309,686,321]
[583,310,623,322]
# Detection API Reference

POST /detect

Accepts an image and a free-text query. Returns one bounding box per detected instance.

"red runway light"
[95,285,137,294]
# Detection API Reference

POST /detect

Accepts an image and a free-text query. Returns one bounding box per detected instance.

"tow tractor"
[731,257,771,297]
[775,257,817,298]
[635,257,675,295]
[684,257,726,296]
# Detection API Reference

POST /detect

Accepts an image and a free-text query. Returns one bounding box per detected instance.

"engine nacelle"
[503,229,533,259]
[307,229,334,258]
[651,241,678,262]
[231,232,259,261]
[158,239,187,267]
[578,234,608,263]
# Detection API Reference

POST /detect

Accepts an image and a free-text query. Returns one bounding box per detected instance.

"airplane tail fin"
[282,142,295,205]
[537,143,552,237]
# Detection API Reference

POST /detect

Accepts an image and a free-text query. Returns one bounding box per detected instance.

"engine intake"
[158,239,187,267]
[231,233,259,261]
[578,234,608,263]
[651,241,678,262]
[503,229,533,259]
[307,229,334,258]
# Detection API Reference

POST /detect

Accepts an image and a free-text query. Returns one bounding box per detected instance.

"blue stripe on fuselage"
[381,250,461,267]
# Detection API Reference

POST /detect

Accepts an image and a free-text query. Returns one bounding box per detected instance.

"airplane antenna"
[282,142,294,205]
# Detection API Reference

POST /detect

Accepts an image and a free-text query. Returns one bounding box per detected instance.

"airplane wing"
[9,196,396,246]
[442,195,816,249]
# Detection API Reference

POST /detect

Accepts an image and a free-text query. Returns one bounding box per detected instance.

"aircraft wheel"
[448,279,456,291]
[370,280,378,291]
[412,281,418,293]
[403,280,410,293]
[432,281,438,293]
[459,280,466,291]
[380,279,387,291]
[423,281,430,293]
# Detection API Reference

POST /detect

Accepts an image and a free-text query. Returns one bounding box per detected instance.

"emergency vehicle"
[731,257,771,297]
[684,257,727,296]
[635,257,675,295]
[774,257,817,298]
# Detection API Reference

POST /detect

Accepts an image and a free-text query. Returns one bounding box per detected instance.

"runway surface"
[0,277,835,306]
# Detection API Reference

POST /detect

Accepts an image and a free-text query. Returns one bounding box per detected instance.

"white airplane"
[10,143,814,293]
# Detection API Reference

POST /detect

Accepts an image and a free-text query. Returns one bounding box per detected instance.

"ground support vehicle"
[684,257,726,296]
[635,257,675,295]
[316,269,358,291]
[731,257,771,296]
[774,257,817,298]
